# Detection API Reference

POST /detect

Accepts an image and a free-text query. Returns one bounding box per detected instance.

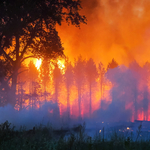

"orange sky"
[57,0,150,67]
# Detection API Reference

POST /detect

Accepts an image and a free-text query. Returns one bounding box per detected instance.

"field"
[0,121,150,150]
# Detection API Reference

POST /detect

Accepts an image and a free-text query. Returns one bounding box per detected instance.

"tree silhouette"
[0,0,86,106]
[64,58,74,119]
[53,64,62,103]
[141,62,150,120]
[85,58,98,117]
[40,58,50,101]
[53,63,62,118]
[98,62,106,100]
[129,61,141,120]
[143,86,148,120]
[15,64,28,110]
[74,56,86,118]
[106,60,120,104]
[28,60,39,109]
[0,59,11,106]
[107,58,118,71]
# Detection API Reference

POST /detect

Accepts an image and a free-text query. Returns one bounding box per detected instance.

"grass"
[0,121,150,150]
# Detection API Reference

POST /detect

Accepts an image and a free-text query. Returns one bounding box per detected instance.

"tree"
[64,58,74,119]
[85,58,98,117]
[98,62,106,100]
[28,60,39,109]
[0,0,86,106]
[74,56,86,118]
[129,61,141,120]
[53,63,62,118]
[107,58,118,71]
[40,58,50,101]
[143,86,148,120]
[141,62,150,120]
[0,59,11,106]
[15,64,28,111]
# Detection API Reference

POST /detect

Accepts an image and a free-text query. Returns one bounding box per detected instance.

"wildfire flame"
[35,59,42,70]
[34,58,65,71]
[57,59,65,70]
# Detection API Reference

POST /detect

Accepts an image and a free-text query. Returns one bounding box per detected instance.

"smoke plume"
[57,0,150,66]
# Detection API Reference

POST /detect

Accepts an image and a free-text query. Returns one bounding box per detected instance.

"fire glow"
[2,0,150,128]
[15,56,150,123]
[35,59,42,70]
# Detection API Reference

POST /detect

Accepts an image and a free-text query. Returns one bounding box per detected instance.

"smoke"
[0,63,149,129]
[57,0,150,66]
[0,102,63,129]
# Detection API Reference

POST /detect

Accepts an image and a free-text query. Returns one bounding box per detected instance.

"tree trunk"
[9,73,18,106]
[55,81,58,103]
[44,85,47,101]
[134,98,137,120]
[8,35,20,106]
[54,80,60,119]
[78,86,81,118]
[134,90,138,121]
[100,75,103,100]
[89,83,92,118]
[67,86,70,120]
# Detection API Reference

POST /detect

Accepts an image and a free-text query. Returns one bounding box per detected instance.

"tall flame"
[35,59,42,70]
[57,59,65,70]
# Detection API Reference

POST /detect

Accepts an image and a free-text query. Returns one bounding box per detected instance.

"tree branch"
[20,55,35,63]
[20,20,41,60]
[20,37,33,60]
[0,47,14,64]
[18,69,28,75]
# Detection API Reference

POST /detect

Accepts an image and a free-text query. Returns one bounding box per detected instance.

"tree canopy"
[0,0,86,105]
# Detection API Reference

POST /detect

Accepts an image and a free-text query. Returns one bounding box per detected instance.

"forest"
[1,55,150,123]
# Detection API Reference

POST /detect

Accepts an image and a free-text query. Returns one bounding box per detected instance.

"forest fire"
[35,59,42,70]
[13,56,150,124]
[1,0,150,132]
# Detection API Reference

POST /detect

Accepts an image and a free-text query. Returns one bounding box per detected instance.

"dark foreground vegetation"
[0,121,150,150]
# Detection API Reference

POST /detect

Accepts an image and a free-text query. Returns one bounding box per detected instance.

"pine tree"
[86,58,98,117]
[74,56,86,118]
[64,58,74,119]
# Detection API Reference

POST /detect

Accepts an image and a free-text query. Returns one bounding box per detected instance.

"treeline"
[1,56,150,122]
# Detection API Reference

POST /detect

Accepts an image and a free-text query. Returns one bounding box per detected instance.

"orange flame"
[35,59,42,70]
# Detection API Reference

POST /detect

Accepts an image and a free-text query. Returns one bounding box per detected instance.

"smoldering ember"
[1,0,150,142]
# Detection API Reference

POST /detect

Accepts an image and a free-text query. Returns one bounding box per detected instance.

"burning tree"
[0,59,11,106]
[52,63,62,118]
[0,0,86,106]
[142,62,150,120]
[85,58,98,117]
[107,58,118,71]
[28,61,40,109]
[98,62,106,100]
[129,61,141,121]
[64,58,74,120]
[40,58,51,101]
[74,56,86,118]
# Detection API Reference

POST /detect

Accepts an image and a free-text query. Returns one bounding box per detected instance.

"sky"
[57,0,150,67]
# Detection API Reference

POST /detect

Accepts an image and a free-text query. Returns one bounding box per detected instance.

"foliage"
[0,0,86,106]
[0,121,150,150]
[107,58,118,71]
